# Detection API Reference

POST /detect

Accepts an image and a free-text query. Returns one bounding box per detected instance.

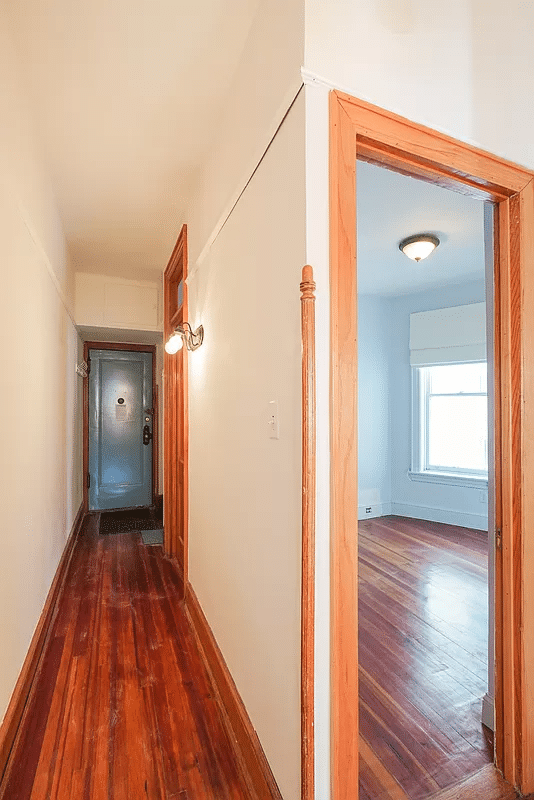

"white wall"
[187,95,305,800]
[304,0,534,170]
[390,281,488,529]
[358,295,392,518]
[0,19,82,721]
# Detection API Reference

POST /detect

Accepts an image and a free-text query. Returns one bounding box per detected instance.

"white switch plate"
[268,400,279,439]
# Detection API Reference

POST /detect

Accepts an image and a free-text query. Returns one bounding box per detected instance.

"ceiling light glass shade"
[399,234,440,262]
[164,332,183,354]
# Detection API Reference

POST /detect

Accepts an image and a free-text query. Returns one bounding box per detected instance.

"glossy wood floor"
[0,515,250,800]
[358,515,507,800]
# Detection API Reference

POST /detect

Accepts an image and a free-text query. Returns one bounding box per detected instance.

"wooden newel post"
[300,264,316,800]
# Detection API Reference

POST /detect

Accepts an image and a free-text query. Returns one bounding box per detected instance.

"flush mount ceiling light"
[399,234,440,262]
[164,322,204,354]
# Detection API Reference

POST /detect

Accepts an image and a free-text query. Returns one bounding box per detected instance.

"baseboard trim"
[0,501,85,782]
[185,584,283,800]
[390,502,488,531]
[482,692,495,731]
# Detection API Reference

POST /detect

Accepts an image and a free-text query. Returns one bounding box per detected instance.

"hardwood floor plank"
[358,516,514,800]
[0,518,252,800]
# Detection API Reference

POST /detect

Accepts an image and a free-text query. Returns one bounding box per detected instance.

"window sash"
[413,364,489,479]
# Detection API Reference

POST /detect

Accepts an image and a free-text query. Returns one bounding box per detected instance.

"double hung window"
[411,361,488,484]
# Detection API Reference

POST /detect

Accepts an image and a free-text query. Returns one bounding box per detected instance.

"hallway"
[0,516,250,800]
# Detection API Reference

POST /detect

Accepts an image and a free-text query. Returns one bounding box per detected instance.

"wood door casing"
[164,225,188,588]
[329,90,534,799]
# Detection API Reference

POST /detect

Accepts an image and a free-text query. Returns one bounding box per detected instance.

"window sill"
[408,471,488,489]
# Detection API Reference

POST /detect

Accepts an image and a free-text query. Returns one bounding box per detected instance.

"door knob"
[143,424,153,446]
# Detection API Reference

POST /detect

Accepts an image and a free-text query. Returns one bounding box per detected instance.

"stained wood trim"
[185,584,283,800]
[82,341,158,511]
[164,225,189,592]
[329,89,534,798]
[301,265,316,800]
[0,502,85,782]
[335,91,532,199]
[329,90,359,800]
[518,178,534,791]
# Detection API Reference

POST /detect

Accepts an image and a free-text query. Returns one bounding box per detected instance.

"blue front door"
[88,349,153,511]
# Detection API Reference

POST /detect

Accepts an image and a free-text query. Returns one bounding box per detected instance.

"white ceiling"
[6,0,261,278]
[357,161,486,297]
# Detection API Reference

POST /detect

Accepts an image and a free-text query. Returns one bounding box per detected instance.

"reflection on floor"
[358,516,493,800]
[0,515,250,800]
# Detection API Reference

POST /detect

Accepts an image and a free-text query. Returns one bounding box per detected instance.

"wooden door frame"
[329,90,534,799]
[82,341,158,513]
[163,225,189,589]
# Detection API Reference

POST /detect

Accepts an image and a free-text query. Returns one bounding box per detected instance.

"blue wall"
[358,279,488,530]
[358,294,392,518]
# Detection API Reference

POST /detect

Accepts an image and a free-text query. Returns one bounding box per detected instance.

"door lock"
[143,425,153,446]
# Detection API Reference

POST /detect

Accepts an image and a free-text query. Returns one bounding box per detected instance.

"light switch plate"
[268,400,279,439]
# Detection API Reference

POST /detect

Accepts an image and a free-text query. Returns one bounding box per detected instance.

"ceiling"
[6,0,261,279]
[357,161,486,296]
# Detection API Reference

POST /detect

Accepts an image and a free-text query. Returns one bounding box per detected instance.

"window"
[411,362,488,485]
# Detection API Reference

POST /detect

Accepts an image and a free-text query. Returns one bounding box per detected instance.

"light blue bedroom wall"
[390,279,488,530]
[358,294,393,518]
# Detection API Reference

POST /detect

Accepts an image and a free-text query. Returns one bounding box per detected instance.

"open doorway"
[356,161,493,798]
[328,90,534,800]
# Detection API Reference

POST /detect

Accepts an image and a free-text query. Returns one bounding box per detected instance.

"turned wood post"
[300,265,316,800]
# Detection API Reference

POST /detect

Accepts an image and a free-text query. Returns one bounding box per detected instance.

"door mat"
[99,507,163,535]
[140,529,164,546]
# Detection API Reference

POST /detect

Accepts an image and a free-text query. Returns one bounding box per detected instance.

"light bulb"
[165,332,183,354]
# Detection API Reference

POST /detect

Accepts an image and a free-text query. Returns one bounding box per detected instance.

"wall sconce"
[165,322,204,354]
[76,361,88,377]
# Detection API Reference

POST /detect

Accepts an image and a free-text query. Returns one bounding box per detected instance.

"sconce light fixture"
[399,233,440,262]
[165,322,204,354]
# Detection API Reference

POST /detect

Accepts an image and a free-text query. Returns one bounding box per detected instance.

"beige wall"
[75,271,162,332]
[0,19,82,720]
[187,94,306,800]
[187,0,305,267]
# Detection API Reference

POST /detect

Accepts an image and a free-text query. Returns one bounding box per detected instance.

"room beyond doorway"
[356,158,492,798]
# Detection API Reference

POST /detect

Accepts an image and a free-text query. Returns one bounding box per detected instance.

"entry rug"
[140,529,164,546]
[99,507,163,535]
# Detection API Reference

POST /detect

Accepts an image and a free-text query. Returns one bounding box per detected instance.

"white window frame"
[409,363,489,488]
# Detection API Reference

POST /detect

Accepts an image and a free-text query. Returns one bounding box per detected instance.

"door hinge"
[495,528,502,550]
[87,472,90,489]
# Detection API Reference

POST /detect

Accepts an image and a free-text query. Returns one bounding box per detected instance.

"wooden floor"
[0,515,250,800]
[358,515,505,800]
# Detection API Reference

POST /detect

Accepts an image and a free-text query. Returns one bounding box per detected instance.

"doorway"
[356,160,493,797]
[83,341,157,513]
[328,90,534,800]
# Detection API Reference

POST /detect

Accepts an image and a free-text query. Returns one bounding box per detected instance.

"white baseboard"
[482,692,495,731]
[358,502,392,520]
[390,502,488,531]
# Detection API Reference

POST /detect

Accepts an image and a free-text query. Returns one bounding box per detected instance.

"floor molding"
[185,584,283,800]
[391,502,488,531]
[0,501,85,783]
